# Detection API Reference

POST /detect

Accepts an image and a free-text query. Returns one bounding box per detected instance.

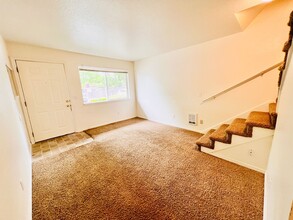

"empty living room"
[1,0,293,219]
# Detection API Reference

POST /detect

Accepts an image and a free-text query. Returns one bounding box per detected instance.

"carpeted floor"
[33,118,264,220]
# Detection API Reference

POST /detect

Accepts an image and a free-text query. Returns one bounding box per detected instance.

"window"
[79,68,129,104]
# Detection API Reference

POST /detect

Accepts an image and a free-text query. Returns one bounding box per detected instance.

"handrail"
[201,61,283,103]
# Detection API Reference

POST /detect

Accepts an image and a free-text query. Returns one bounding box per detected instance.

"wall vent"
[188,114,197,126]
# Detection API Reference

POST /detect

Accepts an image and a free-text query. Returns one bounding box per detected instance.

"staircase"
[195,11,293,172]
[196,103,277,172]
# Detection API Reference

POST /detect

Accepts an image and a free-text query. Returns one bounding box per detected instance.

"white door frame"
[9,58,74,144]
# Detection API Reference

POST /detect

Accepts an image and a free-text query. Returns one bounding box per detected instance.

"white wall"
[264,47,293,219]
[7,42,136,133]
[135,0,293,132]
[0,36,32,219]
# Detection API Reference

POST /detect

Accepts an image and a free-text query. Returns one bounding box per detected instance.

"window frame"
[78,66,130,105]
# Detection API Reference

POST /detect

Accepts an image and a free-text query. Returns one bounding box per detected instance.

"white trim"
[78,65,128,73]
[82,98,131,105]
[6,64,12,71]
[79,67,130,105]
[9,57,35,144]
[13,58,64,65]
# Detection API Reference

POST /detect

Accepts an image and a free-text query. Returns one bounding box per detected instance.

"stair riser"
[226,130,252,138]
[200,124,274,151]
[201,124,274,152]
[198,139,215,151]
[209,127,274,151]
[210,133,232,144]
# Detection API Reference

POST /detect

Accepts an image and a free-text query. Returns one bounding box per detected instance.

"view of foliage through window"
[79,70,128,104]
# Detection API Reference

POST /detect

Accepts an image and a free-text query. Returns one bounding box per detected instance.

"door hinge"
[32,132,35,137]
[24,101,27,107]
[16,66,19,73]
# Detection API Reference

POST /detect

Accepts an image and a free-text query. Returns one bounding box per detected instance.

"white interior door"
[17,61,74,142]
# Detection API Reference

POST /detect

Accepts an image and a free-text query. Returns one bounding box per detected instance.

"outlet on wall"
[249,149,254,157]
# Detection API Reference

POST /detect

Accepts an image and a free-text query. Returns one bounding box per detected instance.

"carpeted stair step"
[226,118,252,137]
[269,103,278,127]
[269,103,277,116]
[196,129,215,151]
[209,124,231,144]
[246,111,273,129]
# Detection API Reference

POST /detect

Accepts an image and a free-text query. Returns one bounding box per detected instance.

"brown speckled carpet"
[33,118,264,220]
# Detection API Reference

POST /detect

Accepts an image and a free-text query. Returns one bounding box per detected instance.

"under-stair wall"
[201,126,274,173]
[205,135,273,173]
[197,102,277,173]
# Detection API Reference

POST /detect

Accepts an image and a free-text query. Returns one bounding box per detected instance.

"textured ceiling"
[0,0,268,61]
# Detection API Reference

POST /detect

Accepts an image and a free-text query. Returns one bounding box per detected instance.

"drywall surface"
[7,42,136,132]
[202,126,274,173]
[264,48,293,219]
[0,35,32,219]
[135,0,292,132]
[204,135,273,173]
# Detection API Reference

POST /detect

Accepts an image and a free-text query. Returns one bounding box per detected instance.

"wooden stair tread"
[246,111,272,129]
[226,118,251,137]
[196,129,215,148]
[209,124,231,143]
[269,103,277,116]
